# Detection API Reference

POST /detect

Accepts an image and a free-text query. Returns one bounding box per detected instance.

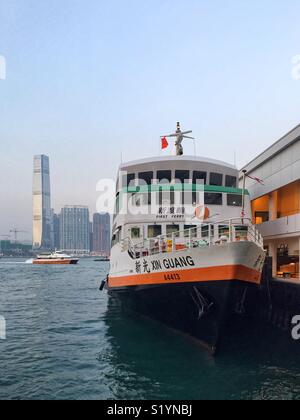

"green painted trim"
[123,184,249,196]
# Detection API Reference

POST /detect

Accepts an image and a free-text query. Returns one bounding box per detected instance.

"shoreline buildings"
[93,213,111,256]
[52,212,60,250]
[60,206,90,255]
[32,155,52,250]
[241,124,300,280]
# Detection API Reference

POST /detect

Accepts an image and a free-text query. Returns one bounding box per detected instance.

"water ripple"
[0,258,300,400]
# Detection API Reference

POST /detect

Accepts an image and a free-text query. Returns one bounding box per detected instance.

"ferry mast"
[162,122,195,156]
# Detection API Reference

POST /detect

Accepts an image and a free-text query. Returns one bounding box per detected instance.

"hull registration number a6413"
[164,273,181,282]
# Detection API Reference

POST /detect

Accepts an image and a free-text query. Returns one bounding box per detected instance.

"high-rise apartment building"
[52,212,61,250]
[32,155,52,249]
[93,213,111,255]
[60,206,90,254]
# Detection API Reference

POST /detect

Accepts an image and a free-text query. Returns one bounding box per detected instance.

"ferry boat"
[106,124,265,353]
[33,251,79,265]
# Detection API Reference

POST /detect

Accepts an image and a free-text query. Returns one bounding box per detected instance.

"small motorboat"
[94,256,110,262]
[32,251,79,265]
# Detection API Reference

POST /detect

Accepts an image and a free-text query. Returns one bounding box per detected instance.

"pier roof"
[241,124,300,174]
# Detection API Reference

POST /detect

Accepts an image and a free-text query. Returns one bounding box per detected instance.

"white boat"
[33,251,79,265]
[106,123,266,353]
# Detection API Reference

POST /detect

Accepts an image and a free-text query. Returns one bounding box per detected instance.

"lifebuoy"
[194,206,210,221]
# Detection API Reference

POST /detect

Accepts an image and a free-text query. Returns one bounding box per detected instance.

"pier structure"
[240,125,300,337]
[240,124,300,283]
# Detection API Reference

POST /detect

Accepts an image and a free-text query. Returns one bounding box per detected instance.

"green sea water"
[0,258,299,400]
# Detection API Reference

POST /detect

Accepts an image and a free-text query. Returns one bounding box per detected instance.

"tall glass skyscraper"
[60,206,90,254]
[33,155,52,250]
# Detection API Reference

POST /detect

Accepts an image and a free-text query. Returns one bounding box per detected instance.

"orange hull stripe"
[33,261,75,265]
[109,265,262,288]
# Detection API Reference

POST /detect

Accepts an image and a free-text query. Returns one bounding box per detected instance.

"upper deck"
[120,155,237,171]
[112,154,250,233]
[117,155,239,193]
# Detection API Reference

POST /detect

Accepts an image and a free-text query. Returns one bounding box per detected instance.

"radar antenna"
[162,122,195,156]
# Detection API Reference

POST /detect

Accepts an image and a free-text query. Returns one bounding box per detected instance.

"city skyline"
[4,153,112,249]
[1,1,300,237]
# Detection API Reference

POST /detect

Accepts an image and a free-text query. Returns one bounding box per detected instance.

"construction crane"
[9,229,28,244]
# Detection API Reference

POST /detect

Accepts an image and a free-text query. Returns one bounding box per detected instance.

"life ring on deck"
[194,206,210,221]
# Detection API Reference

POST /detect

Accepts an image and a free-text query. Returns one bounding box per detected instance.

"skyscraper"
[60,206,90,254]
[32,155,52,250]
[89,221,93,253]
[93,213,111,256]
[52,212,61,250]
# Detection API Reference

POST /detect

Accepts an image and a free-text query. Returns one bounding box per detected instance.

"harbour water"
[0,258,300,400]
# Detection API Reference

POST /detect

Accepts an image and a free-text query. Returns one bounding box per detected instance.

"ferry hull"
[108,280,257,354]
[108,242,265,353]
[32,259,79,265]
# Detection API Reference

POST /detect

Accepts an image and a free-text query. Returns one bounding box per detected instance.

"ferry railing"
[121,218,264,259]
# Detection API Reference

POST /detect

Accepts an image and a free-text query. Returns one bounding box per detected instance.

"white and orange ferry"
[106,124,266,353]
[32,251,79,265]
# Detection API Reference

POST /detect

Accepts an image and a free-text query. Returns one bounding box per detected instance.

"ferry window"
[193,172,206,204]
[184,225,197,238]
[153,191,160,208]
[192,192,201,206]
[138,193,151,206]
[131,193,151,207]
[226,175,237,188]
[138,172,153,186]
[202,225,214,238]
[126,174,135,188]
[193,171,207,185]
[112,227,122,247]
[167,225,180,236]
[115,193,120,214]
[210,173,223,186]
[159,188,175,206]
[205,193,223,205]
[175,170,190,184]
[131,227,141,239]
[227,194,242,207]
[219,225,230,237]
[130,193,141,207]
[146,193,152,206]
[157,170,172,184]
[148,225,162,238]
[183,190,193,205]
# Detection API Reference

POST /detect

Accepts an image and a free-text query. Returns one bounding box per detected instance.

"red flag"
[246,174,264,185]
[161,137,169,150]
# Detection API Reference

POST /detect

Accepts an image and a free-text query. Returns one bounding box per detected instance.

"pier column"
[269,241,277,278]
[269,191,278,221]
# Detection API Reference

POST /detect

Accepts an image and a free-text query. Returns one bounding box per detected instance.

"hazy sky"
[1,0,300,241]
